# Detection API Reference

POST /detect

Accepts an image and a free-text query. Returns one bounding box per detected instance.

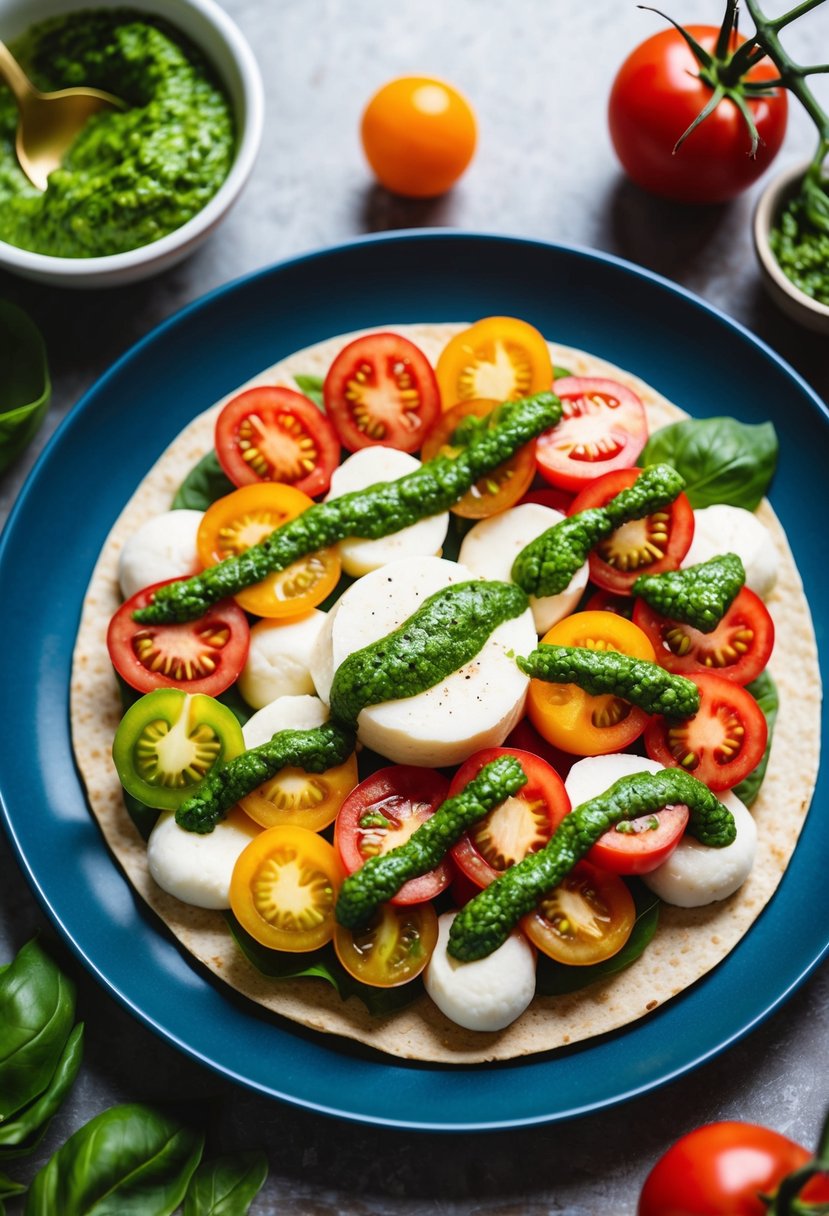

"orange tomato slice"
[520,861,636,965]
[196,483,341,618]
[239,752,359,833]
[334,901,439,987]
[435,316,553,411]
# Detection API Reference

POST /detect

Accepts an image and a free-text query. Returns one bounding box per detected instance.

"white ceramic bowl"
[753,160,829,334]
[0,0,264,287]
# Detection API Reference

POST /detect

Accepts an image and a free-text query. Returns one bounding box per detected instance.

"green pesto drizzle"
[516,645,700,717]
[633,553,746,633]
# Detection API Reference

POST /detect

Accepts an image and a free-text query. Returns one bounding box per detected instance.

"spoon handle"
[0,39,35,107]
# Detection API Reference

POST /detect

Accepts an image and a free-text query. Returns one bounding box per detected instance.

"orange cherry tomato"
[361,76,477,198]
[420,397,536,518]
[527,610,656,755]
[520,860,636,964]
[197,483,341,618]
[230,825,344,953]
[239,752,359,833]
[333,901,439,987]
[435,317,553,411]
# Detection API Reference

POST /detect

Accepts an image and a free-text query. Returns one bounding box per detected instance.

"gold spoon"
[0,38,123,192]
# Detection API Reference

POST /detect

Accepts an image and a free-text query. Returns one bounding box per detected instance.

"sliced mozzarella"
[238,611,326,709]
[243,694,327,750]
[326,446,449,576]
[321,556,536,766]
[565,753,664,808]
[424,911,536,1032]
[147,806,259,910]
[681,504,778,598]
[118,509,203,600]
[642,790,756,907]
[309,600,342,705]
[458,503,589,634]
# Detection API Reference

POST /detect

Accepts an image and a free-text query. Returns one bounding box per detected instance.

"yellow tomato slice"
[420,397,536,518]
[197,483,341,618]
[333,901,439,987]
[527,611,656,756]
[520,861,635,965]
[239,753,359,832]
[435,316,553,411]
[230,825,344,952]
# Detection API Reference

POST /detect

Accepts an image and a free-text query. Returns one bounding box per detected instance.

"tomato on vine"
[608,2,788,203]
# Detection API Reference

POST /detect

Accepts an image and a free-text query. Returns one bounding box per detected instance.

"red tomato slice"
[535,377,648,492]
[588,802,689,875]
[583,588,634,618]
[519,486,575,515]
[449,748,570,889]
[334,765,451,904]
[323,332,441,453]
[644,672,768,791]
[569,467,695,594]
[214,386,340,498]
[633,587,774,686]
[107,580,250,696]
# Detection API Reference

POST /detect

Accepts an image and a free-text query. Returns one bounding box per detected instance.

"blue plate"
[1,232,827,1130]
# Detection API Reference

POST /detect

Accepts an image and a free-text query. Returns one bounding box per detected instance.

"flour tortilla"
[70,324,821,1064]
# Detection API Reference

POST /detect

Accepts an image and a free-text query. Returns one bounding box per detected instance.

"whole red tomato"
[608,24,788,203]
[638,1121,829,1215]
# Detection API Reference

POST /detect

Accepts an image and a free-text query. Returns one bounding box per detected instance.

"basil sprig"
[0,301,50,474]
[638,415,778,510]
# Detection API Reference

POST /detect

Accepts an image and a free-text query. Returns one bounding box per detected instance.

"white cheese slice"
[424,911,536,1032]
[681,504,778,598]
[642,790,756,907]
[242,694,328,749]
[147,806,260,910]
[118,509,203,599]
[238,611,326,709]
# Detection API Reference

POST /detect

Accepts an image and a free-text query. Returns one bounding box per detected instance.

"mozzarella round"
[681,504,778,598]
[243,694,328,750]
[424,911,536,1032]
[118,509,203,600]
[147,807,260,909]
[565,753,664,808]
[238,611,326,708]
[326,446,449,576]
[320,556,535,766]
[642,790,756,907]
[309,600,341,705]
[458,502,589,634]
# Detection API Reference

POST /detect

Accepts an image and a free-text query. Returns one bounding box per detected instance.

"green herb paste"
[0,9,235,258]
[769,180,829,308]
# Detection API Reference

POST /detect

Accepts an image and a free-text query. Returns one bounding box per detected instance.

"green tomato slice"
[112,689,245,811]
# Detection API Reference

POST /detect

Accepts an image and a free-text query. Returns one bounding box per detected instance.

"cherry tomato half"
[589,801,689,876]
[569,467,695,595]
[361,76,477,198]
[527,611,655,756]
[449,748,571,889]
[633,587,774,686]
[239,751,359,833]
[107,580,250,696]
[112,688,245,811]
[435,317,553,410]
[334,901,439,987]
[520,860,636,965]
[645,671,768,791]
[420,397,536,518]
[214,386,340,498]
[197,483,341,619]
[535,377,648,493]
[334,766,451,905]
[638,1120,829,1216]
[609,25,788,204]
[323,332,441,453]
[230,825,344,953]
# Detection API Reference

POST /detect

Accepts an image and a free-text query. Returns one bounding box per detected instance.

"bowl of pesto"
[753,159,829,335]
[0,0,263,287]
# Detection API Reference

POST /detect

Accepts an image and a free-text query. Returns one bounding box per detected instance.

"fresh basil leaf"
[0,1024,83,1157]
[184,1151,268,1215]
[172,451,234,511]
[293,373,325,410]
[25,1104,204,1216]
[0,301,51,474]
[552,365,573,380]
[227,916,419,1016]
[0,940,76,1122]
[638,416,778,510]
[734,671,779,807]
[535,883,661,997]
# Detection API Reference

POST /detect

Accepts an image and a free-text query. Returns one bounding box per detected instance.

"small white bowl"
[753,160,829,334]
[0,0,264,288]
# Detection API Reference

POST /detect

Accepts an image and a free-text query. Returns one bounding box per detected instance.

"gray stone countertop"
[1,1,828,1212]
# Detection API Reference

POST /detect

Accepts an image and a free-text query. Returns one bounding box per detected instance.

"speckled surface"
[1,1,828,1211]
